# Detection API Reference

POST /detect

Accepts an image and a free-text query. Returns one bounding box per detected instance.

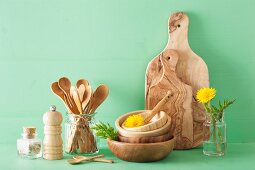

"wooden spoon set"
[51,77,109,114]
[51,77,109,154]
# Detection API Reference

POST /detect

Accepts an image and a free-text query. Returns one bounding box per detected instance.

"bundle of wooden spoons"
[51,77,109,154]
[51,77,109,114]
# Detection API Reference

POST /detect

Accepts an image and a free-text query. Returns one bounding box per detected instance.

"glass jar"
[17,127,42,159]
[203,119,226,156]
[65,113,99,155]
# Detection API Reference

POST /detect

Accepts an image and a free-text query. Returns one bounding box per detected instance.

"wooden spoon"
[87,84,109,114]
[70,86,83,114]
[67,154,104,164]
[76,79,89,89]
[76,79,92,111]
[73,156,113,163]
[58,77,75,107]
[77,84,85,102]
[51,82,73,113]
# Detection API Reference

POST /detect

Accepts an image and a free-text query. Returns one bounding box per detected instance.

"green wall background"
[0,0,254,144]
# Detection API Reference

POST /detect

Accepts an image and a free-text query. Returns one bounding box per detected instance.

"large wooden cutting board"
[145,12,209,149]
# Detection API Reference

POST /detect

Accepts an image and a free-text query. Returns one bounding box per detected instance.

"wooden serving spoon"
[86,84,109,114]
[51,82,73,113]
[67,154,104,164]
[73,156,113,164]
[58,77,75,107]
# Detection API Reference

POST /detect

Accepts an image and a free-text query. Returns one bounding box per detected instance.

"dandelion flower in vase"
[196,87,216,104]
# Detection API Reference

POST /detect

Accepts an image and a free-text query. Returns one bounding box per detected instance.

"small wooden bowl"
[107,137,175,162]
[116,110,171,137]
[122,111,168,132]
[118,132,172,143]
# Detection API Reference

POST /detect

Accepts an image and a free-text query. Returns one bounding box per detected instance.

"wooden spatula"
[77,84,85,102]
[83,85,92,112]
[70,86,83,114]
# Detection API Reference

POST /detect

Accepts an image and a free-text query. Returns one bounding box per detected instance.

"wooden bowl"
[107,137,175,162]
[116,110,171,137]
[122,111,168,132]
[118,132,172,143]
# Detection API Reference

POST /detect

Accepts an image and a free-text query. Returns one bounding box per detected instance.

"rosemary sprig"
[92,121,118,140]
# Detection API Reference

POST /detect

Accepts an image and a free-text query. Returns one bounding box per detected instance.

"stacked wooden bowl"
[107,110,175,162]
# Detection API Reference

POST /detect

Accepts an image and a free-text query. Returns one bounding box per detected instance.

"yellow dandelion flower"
[124,114,144,128]
[196,87,216,104]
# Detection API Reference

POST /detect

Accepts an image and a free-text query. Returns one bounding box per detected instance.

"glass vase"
[65,113,99,155]
[203,118,226,156]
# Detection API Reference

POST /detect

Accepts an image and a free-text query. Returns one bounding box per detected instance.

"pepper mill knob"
[50,105,56,111]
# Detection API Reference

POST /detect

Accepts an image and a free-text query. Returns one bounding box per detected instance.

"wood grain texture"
[118,132,172,143]
[145,12,209,149]
[107,137,175,162]
[146,49,193,149]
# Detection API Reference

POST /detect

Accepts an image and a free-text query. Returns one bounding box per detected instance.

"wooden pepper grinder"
[43,105,63,160]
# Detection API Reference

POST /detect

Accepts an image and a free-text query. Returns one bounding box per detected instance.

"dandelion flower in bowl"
[124,114,145,128]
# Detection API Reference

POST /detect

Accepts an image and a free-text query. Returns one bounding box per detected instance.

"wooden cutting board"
[145,12,209,149]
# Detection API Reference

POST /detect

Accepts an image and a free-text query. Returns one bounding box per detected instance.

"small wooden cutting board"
[145,12,209,149]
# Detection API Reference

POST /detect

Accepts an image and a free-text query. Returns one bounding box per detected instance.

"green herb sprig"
[92,121,118,140]
[210,99,236,121]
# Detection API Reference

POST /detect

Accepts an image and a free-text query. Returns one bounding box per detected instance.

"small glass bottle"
[17,127,42,159]
[203,114,227,156]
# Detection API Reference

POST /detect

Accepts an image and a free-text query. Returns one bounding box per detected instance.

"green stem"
[217,127,223,143]
[213,121,221,153]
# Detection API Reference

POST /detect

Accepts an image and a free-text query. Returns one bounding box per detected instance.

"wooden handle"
[68,154,104,164]
[90,158,114,163]
[79,154,104,161]
[144,91,173,124]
